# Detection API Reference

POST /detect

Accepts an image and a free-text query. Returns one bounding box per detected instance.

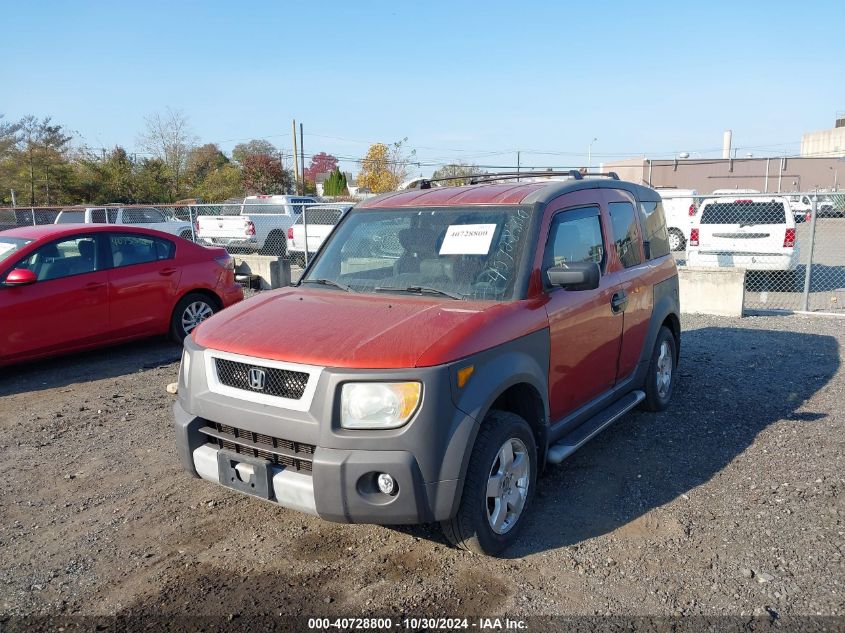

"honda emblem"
[248,368,266,390]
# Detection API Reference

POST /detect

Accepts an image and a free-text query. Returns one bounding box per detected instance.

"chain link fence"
[671,191,845,312]
[2,192,844,312]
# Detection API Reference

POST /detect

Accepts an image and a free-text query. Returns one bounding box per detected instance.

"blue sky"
[2,0,843,177]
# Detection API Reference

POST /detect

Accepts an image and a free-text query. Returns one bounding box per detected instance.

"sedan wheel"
[171,292,219,342]
[182,301,214,334]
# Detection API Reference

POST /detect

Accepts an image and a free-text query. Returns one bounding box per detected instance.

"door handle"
[85,282,106,291]
[611,291,628,313]
[159,268,177,276]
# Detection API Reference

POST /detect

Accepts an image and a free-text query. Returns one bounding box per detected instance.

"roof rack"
[413,170,619,189]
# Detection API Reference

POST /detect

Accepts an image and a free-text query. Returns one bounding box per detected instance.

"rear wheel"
[668,228,686,252]
[170,292,219,342]
[441,410,537,556]
[179,230,193,242]
[641,326,677,412]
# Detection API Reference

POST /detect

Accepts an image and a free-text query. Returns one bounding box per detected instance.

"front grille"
[214,358,309,400]
[202,422,315,473]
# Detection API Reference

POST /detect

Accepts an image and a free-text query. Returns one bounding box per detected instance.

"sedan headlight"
[340,382,421,429]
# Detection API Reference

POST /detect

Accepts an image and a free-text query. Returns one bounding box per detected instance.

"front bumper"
[172,341,477,524]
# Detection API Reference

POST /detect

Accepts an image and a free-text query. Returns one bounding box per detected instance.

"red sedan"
[0,224,243,366]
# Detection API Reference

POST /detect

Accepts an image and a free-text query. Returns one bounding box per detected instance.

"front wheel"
[170,293,219,342]
[641,326,677,412]
[441,410,537,556]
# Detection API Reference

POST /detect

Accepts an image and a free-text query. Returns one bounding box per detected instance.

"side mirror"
[546,262,600,291]
[4,268,37,287]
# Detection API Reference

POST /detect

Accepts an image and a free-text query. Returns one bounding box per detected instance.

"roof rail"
[413,170,619,189]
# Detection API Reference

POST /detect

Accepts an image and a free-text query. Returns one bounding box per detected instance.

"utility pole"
[291,119,300,195]
[299,123,305,194]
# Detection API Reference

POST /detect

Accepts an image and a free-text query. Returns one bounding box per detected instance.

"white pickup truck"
[196,195,317,256]
[54,206,194,239]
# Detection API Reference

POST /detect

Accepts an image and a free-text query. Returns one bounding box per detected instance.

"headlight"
[340,382,421,429]
[180,350,191,386]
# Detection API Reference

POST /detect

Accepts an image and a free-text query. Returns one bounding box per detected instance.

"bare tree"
[137,108,197,201]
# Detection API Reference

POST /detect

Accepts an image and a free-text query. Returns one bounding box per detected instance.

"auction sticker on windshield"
[439,224,496,255]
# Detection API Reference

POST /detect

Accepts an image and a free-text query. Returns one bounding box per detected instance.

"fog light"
[377,473,396,495]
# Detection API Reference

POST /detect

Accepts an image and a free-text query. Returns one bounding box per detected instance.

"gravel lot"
[1,312,843,623]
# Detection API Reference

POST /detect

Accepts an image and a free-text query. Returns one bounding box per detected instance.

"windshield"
[303,206,535,301]
[0,237,33,262]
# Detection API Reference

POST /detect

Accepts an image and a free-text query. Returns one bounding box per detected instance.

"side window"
[122,209,146,224]
[17,236,99,281]
[90,209,107,223]
[639,201,671,259]
[608,202,643,268]
[107,209,119,223]
[110,234,175,268]
[543,208,605,277]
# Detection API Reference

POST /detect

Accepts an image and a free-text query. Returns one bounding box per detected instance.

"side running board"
[546,390,645,464]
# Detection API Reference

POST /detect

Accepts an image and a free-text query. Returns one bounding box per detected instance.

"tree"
[137,108,197,201]
[134,158,172,203]
[232,139,277,164]
[357,138,416,193]
[16,116,74,205]
[241,154,293,195]
[322,168,348,197]
[186,143,228,185]
[191,163,243,202]
[304,152,339,185]
[75,146,136,203]
[432,162,484,186]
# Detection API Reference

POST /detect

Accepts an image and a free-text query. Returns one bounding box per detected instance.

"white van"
[687,195,799,283]
[654,188,698,251]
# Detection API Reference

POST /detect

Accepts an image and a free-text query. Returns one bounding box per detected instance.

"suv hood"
[193,287,544,369]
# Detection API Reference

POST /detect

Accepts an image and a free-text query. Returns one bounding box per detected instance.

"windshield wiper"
[373,285,463,300]
[301,278,355,292]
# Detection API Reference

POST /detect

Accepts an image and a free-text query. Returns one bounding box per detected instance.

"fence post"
[189,206,196,241]
[303,205,309,267]
[32,208,36,226]
[801,193,818,311]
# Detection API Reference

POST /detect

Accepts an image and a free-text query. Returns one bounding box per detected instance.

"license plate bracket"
[217,450,272,499]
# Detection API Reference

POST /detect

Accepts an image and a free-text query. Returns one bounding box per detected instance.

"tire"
[261,231,286,257]
[668,228,686,252]
[180,230,194,242]
[641,326,677,412]
[170,292,219,342]
[441,410,537,556]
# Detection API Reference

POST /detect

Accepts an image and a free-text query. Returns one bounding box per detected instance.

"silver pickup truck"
[196,195,317,256]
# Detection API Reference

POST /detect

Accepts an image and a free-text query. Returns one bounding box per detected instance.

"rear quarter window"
[639,201,671,259]
[608,202,643,268]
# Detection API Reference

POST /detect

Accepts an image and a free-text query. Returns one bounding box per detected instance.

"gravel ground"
[1,312,843,623]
